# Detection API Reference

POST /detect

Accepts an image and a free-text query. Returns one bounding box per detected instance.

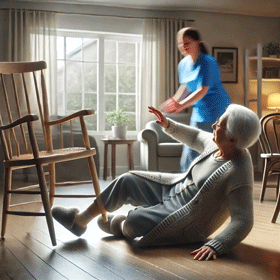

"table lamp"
[267,92,280,112]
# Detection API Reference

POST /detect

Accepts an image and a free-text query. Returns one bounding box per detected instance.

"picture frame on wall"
[212,47,238,83]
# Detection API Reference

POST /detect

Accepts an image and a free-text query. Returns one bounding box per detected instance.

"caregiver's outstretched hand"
[148,106,169,129]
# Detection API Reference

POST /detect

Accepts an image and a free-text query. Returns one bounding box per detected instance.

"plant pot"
[112,126,127,139]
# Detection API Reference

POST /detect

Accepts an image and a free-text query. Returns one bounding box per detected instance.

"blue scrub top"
[178,54,231,123]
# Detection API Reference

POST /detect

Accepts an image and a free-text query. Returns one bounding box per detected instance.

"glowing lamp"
[267,93,280,112]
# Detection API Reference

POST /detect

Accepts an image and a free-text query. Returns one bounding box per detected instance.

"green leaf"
[106,109,132,126]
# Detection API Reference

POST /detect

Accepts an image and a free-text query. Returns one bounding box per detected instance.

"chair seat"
[158,143,183,157]
[5,147,96,167]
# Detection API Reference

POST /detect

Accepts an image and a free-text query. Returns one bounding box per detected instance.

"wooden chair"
[0,61,107,246]
[259,113,280,223]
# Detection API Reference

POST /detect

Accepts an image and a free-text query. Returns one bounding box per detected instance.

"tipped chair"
[0,61,107,246]
[259,113,280,223]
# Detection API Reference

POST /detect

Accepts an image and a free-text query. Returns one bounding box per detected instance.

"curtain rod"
[1,7,195,22]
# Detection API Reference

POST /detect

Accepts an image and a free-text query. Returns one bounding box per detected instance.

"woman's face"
[212,115,230,147]
[177,35,199,56]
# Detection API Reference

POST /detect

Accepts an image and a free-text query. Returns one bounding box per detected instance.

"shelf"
[263,78,280,82]
[249,56,280,62]
[248,57,280,68]
[249,78,280,82]
[245,44,280,171]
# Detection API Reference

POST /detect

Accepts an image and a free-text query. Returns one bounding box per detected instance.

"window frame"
[56,29,142,135]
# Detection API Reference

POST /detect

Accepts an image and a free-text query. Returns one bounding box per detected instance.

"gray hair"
[223,104,261,149]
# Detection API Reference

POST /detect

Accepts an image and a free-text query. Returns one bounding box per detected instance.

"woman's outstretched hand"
[148,106,169,128]
[190,246,217,261]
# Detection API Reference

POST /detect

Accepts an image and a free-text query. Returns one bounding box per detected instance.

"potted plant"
[264,42,280,58]
[106,109,132,139]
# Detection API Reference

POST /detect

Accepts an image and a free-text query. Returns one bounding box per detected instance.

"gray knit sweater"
[131,119,254,255]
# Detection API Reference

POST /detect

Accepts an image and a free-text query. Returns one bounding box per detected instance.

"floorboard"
[0,240,35,280]
[2,233,67,280]
[0,174,280,280]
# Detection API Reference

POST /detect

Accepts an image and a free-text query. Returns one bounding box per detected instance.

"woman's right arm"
[148,106,213,153]
[164,119,213,153]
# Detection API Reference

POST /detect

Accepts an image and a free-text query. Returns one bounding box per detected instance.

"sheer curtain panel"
[7,9,57,115]
[140,18,188,128]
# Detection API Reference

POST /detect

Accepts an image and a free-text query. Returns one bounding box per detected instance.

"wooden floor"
[0,174,280,280]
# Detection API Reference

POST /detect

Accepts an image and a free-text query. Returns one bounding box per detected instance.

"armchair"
[138,111,192,172]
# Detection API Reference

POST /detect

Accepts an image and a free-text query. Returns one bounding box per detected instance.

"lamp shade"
[267,93,280,110]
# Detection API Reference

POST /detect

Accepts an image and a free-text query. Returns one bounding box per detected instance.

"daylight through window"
[56,31,142,132]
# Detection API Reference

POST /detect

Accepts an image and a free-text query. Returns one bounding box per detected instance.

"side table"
[102,138,136,180]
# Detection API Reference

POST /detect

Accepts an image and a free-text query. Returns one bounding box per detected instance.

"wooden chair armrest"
[0,114,39,130]
[46,109,94,126]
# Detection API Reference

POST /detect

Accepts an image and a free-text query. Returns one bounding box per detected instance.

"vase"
[112,126,127,139]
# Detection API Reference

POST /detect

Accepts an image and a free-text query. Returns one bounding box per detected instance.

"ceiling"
[19,0,280,17]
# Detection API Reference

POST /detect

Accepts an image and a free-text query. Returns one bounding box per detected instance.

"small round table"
[102,138,136,180]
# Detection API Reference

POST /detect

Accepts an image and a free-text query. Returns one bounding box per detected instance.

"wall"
[182,11,280,104]
[0,1,280,178]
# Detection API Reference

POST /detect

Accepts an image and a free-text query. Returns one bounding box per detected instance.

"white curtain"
[7,9,57,114]
[140,18,189,129]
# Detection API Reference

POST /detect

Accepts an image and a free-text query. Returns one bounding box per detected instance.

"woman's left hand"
[190,246,217,261]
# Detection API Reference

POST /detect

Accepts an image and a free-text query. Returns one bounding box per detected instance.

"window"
[56,31,142,132]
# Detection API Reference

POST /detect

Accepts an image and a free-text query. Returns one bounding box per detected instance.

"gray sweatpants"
[99,172,193,239]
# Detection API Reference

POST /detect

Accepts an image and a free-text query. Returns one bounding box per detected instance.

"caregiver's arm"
[179,86,209,107]
[163,86,209,114]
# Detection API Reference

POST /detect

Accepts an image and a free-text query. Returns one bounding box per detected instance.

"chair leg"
[87,156,107,222]
[36,164,57,246]
[276,174,280,198]
[48,163,56,206]
[271,189,280,223]
[260,159,270,202]
[1,167,12,239]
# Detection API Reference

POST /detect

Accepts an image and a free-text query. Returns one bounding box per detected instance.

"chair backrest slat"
[33,71,46,142]
[22,73,31,114]
[0,116,11,160]
[261,113,280,155]
[272,120,279,153]
[60,124,64,149]
[40,70,53,152]
[1,73,20,157]
[11,74,22,118]
[7,131,13,159]
[12,74,29,153]
[70,120,74,147]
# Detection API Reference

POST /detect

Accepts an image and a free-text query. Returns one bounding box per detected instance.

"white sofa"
[138,111,192,172]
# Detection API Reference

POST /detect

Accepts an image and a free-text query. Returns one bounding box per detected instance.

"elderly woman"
[52,104,261,261]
